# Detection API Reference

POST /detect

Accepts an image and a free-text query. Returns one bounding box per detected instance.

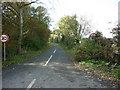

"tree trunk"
[18,8,23,54]
[0,2,2,60]
[118,2,120,65]
[0,2,2,89]
[118,25,120,65]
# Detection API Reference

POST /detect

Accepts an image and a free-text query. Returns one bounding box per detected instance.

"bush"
[75,38,104,61]
[63,36,75,49]
[75,34,117,65]
[75,49,90,61]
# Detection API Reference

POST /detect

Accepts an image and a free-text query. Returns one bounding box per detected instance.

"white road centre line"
[45,55,53,66]
[26,79,36,89]
[53,49,56,53]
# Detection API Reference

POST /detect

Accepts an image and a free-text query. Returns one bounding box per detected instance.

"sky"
[31,0,119,38]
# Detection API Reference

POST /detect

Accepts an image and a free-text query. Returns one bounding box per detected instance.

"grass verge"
[2,44,52,68]
[79,60,120,79]
[57,43,75,58]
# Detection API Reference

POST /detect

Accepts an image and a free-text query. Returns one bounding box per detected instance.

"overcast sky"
[31,0,119,38]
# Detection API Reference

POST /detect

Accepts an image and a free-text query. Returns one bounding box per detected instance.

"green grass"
[111,68,120,79]
[2,44,52,67]
[57,43,75,58]
[79,60,120,79]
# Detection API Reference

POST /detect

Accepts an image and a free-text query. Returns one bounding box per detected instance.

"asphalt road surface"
[3,43,109,88]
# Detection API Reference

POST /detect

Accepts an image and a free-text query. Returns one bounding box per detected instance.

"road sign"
[89,33,96,40]
[0,34,9,43]
[0,34,9,61]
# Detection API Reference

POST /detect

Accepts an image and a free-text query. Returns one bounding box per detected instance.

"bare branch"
[23,30,29,35]
[21,0,43,8]
[6,2,19,15]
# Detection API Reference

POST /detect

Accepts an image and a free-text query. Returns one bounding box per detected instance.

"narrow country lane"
[3,43,108,88]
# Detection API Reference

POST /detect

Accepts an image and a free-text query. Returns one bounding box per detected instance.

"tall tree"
[111,25,120,64]
[2,2,50,58]
[78,17,91,39]
[57,15,79,47]
[58,15,78,37]
[0,2,2,62]
[3,1,40,54]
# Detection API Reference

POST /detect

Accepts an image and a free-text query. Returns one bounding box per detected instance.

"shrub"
[75,38,104,61]
[63,36,75,49]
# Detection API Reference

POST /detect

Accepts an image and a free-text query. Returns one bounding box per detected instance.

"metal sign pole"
[4,43,6,61]
[0,34,9,61]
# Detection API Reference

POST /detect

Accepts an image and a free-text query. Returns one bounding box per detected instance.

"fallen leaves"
[73,62,120,88]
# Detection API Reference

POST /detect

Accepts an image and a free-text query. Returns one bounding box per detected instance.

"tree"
[111,25,120,47]
[57,15,79,48]
[50,29,63,43]
[2,2,51,59]
[3,1,40,54]
[56,15,91,47]
[111,25,120,64]
[58,15,78,37]
[0,2,2,61]
[78,17,91,39]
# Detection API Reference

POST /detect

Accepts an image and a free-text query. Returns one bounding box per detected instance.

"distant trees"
[58,15,78,37]
[53,15,79,48]
[51,14,119,65]
[51,15,91,48]
[50,13,119,66]
[2,2,50,59]
[50,29,63,43]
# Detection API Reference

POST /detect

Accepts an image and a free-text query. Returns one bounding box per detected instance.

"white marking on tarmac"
[53,49,56,53]
[26,79,36,89]
[45,55,53,66]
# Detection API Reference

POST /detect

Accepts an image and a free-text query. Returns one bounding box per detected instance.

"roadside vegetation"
[50,15,120,85]
[59,42,120,79]
[2,2,51,67]
[2,2,120,85]
[2,44,51,67]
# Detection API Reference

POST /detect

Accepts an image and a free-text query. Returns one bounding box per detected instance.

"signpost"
[89,33,96,40]
[0,34,9,61]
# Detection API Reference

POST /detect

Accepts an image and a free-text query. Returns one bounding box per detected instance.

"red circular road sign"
[0,34,9,43]
[89,33,96,40]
